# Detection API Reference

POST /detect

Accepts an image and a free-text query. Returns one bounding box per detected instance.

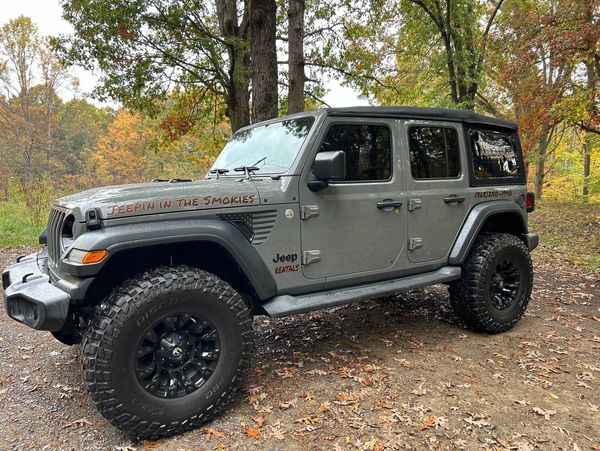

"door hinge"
[408,237,423,251]
[302,250,322,265]
[300,205,320,220]
[407,198,422,212]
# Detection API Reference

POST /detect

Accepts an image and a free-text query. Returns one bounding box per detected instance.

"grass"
[0,199,598,269]
[528,200,600,270]
[0,202,44,248]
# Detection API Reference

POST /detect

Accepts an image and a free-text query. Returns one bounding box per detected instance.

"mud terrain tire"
[81,266,253,439]
[449,233,533,333]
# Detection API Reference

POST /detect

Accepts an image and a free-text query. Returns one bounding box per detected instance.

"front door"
[401,120,471,263]
[299,118,406,280]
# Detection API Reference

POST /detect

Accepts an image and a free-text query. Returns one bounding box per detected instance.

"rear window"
[470,129,521,179]
[409,127,460,179]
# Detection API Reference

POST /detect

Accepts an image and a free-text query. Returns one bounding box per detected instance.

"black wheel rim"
[489,259,521,310]
[134,313,221,399]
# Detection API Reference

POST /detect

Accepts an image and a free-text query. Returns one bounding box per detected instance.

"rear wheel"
[449,233,533,333]
[81,266,253,439]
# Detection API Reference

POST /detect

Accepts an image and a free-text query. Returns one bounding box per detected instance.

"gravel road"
[0,246,598,450]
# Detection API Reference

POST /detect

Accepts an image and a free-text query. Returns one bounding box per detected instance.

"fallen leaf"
[279,398,298,410]
[269,421,286,440]
[319,401,331,413]
[142,441,161,450]
[307,369,328,376]
[420,415,435,430]
[202,428,223,441]
[243,427,263,440]
[363,364,382,373]
[294,416,321,425]
[304,391,314,401]
[532,407,557,420]
[463,414,491,429]
[63,418,91,428]
[252,416,265,428]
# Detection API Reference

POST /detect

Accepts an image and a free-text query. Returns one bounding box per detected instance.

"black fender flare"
[448,201,527,265]
[60,219,277,300]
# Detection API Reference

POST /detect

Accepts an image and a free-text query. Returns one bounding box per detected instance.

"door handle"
[377,200,403,209]
[443,194,466,204]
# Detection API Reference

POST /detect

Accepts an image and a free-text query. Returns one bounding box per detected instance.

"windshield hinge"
[85,208,103,231]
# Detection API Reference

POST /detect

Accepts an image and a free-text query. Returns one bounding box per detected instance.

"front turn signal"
[68,249,108,264]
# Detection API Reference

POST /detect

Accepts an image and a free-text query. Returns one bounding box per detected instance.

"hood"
[57,178,261,220]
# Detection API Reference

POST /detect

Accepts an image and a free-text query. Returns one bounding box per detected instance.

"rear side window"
[470,129,520,179]
[319,124,392,181]
[409,127,460,179]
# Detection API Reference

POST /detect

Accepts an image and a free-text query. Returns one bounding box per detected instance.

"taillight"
[526,192,535,212]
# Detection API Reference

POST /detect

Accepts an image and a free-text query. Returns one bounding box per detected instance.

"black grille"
[47,207,66,263]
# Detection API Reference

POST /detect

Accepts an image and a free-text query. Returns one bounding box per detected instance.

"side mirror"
[308,150,346,192]
[313,150,346,180]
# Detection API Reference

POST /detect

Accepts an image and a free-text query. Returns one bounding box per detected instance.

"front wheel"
[449,233,533,333]
[81,266,253,439]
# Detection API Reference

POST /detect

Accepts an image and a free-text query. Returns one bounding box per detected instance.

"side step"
[261,266,461,318]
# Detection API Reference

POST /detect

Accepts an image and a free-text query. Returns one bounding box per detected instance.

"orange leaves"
[419,415,436,430]
[89,110,151,185]
[242,427,263,440]
[202,427,223,441]
[293,416,321,426]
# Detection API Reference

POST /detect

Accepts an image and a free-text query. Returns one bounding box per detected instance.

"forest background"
[0,0,598,264]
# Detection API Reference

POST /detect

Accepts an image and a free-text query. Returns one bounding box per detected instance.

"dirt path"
[0,247,598,450]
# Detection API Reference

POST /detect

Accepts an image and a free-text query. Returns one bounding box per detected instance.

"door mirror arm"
[307,178,329,192]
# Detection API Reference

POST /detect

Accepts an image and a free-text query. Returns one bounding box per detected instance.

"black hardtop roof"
[325,106,517,130]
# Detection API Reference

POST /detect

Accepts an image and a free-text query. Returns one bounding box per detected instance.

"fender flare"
[448,201,527,265]
[60,219,277,300]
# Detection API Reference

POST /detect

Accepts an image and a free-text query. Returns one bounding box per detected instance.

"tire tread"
[81,265,253,439]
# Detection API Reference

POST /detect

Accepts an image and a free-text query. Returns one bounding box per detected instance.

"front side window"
[319,124,392,181]
[409,126,460,179]
[211,117,315,174]
[469,129,521,179]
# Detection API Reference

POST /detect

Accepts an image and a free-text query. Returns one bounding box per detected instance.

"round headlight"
[60,214,76,252]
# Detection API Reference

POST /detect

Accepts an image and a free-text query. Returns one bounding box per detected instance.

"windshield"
[210,117,315,174]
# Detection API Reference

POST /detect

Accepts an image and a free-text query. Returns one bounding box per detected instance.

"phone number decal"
[475,190,512,199]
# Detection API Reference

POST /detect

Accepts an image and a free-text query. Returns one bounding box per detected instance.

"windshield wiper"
[233,165,260,178]
[233,157,268,178]
[208,168,230,179]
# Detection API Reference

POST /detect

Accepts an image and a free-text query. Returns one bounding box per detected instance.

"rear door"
[401,120,472,263]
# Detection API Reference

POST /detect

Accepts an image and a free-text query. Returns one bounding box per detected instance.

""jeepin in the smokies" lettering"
[106,194,256,217]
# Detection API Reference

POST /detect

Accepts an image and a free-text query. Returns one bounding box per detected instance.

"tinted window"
[470,129,520,179]
[319,124,391,181]
[409,127,460,178]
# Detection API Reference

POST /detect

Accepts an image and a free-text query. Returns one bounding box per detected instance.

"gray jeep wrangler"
[3,107,538,438]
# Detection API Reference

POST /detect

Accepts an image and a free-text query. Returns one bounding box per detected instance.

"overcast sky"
[3,0,369,109]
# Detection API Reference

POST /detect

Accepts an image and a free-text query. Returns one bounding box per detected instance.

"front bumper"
[2,252,70,331]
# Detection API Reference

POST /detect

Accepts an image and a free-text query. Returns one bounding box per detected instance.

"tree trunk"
[287,0,305,114]
[582,60,595,196]
[534,125,550,199]
[216,0,251,132]
[583,137,591,196]
[250,0,278,122]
